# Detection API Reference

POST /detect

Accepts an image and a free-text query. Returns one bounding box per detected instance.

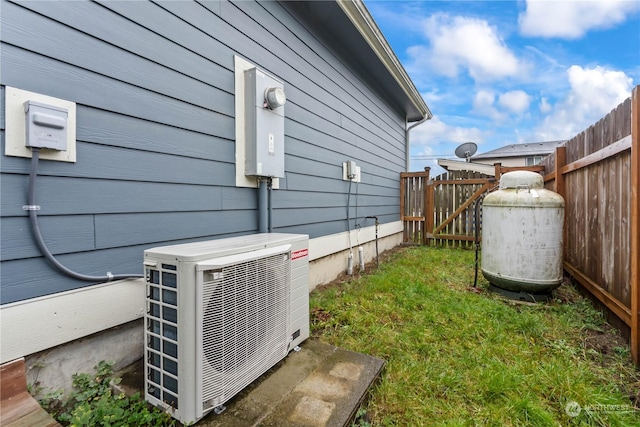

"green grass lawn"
[310,246,640,426]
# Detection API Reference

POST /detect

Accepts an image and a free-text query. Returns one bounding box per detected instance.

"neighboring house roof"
[287,0,431,122]
[437,159,496,176]
[472,140,566,160]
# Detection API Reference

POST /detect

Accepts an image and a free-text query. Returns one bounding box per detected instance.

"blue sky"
[364,0,640,173]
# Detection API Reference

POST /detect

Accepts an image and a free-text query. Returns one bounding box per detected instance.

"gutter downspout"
[405,116,430,171]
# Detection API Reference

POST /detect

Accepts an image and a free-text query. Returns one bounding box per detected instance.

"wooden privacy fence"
[539,85,640,364]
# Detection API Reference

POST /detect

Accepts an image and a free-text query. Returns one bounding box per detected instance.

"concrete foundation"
[25,319,143,397]
[308,233,401,291]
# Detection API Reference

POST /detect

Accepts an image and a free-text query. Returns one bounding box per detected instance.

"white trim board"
[0,279,145,363]
[308,220,402,260]
[0,222,402,363]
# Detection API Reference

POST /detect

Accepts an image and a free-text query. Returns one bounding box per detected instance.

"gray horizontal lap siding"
[0,0,408,304]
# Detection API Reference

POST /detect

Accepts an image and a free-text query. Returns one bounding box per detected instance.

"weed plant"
[40,361,175,427]
[311,246,640,426]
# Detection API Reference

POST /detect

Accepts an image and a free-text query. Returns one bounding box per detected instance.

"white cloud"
[519,0,640,39]
[472,90,503,120]
[472,89,531,119]
[474,90,495,109]
[408,14,521,82]
[535,65,633,139]
[539,97,552,114]
[498,90,531,114]
[411,115,486,148]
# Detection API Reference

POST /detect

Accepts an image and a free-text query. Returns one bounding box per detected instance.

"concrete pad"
[259,342,384,427]
[329,362,363,381]
[288,396,335,427]
[115,339,385,427]
[294,371,350,399]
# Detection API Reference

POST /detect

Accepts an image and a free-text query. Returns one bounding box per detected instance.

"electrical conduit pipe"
[27,149,143,282]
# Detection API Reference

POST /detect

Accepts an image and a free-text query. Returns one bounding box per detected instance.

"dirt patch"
[311,307,332,323]
[551,279,584,304]
[583,325,628,357]
[114,358,144,397]
[581,324,640,407]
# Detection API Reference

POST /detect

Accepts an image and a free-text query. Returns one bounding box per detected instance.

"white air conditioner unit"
[143,233,309,424]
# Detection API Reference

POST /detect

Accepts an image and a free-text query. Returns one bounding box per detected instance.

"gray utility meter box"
[24,101,69,151]
[244,68,285,178]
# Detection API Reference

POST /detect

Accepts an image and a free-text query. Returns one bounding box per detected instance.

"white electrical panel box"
[24,101,68,151]
[244,68,285,178]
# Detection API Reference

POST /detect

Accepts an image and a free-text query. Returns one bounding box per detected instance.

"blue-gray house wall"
[0,0,417,305]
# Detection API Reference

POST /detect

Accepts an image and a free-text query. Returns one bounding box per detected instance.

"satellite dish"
[455,142,477,162]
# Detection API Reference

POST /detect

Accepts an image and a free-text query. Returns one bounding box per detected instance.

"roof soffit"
[336,0,431,121]
[281,0,431,122]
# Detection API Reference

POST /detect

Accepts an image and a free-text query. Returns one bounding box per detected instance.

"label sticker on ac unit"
[291,249,308,260]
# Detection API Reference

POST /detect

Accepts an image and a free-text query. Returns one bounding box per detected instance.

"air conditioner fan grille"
[201,252,290,406]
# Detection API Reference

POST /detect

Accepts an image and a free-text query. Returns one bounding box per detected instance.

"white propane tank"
[481,171,565,293]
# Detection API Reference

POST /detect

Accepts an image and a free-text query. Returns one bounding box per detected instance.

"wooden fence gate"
[427,171,493,247]
[400,170,430,244]
[401,166,545,246]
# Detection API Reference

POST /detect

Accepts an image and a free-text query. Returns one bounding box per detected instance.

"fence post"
[631,86,640,364]
[426,177,435,245]
[422,168,430,245]
[400,173,406,242]
[554,146,567,262]
[553,146,566,198]
[493,163,502,181]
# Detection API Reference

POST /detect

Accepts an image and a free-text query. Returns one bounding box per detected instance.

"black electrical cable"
[28,149,143,282]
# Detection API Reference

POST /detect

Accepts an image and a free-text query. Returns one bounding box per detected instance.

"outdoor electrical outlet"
[24,101,69,151]
[347,160,356,178]
[342,161,361,182]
